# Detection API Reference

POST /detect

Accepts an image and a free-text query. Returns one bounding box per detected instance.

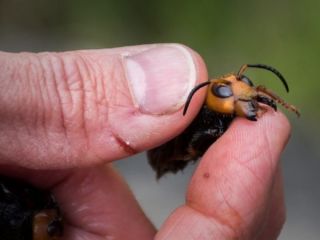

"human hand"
[0,44,290,240]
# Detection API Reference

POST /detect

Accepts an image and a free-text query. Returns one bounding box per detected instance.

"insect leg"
[257,95,277,111]
[256,85,300,117]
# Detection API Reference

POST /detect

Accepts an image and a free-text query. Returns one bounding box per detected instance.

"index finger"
[156,111,291,239]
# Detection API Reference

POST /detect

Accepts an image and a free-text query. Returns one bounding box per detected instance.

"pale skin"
[0,44,290,240]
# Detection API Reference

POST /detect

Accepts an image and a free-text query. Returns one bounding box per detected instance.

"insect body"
[148,64,300,179]
[0,177,63,240]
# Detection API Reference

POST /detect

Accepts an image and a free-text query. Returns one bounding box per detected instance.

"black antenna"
[183,81,211,115]
[237,64,289,92]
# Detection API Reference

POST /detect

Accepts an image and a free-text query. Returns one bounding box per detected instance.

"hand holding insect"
[0,44,292,240]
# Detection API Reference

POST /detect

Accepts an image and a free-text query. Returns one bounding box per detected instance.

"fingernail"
[124,44,197,114]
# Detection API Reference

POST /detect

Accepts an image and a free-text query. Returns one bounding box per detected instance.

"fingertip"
[108,44,208,153]
[216,110,291,162]
[230,110,291,160]
[62,44,209,164]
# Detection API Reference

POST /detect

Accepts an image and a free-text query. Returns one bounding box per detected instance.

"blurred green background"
[1,0,319,239]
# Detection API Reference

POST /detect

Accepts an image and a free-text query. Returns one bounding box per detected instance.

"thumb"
[0,44,207,169]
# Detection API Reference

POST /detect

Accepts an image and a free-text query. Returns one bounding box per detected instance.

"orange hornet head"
[183,64,300,120]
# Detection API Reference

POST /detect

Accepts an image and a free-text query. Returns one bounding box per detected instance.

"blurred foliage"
[0,0,319,123]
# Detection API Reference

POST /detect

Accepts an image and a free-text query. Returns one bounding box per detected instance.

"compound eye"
[211,84,233,98]
[240,75,254,86]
